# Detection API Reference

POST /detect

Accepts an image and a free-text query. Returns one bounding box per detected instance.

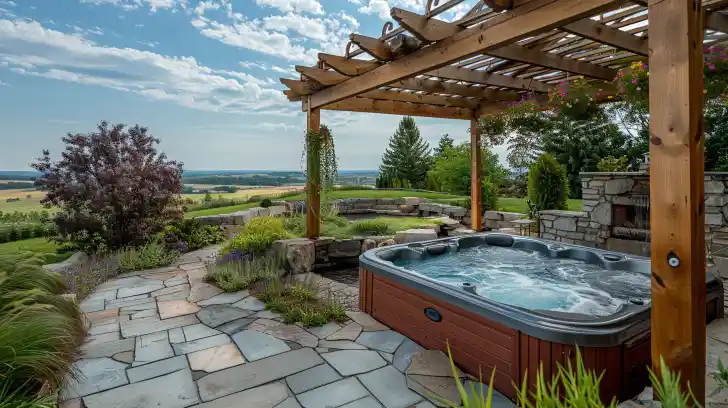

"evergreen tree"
[541,110,629,197]
[433,134,454,158]
[378,117,432,188]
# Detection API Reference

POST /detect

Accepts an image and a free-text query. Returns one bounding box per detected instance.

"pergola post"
[306,103,321,239]
[648,0,705,402]
[470,115,483,231]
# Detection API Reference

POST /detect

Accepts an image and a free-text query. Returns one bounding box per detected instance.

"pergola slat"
[310,0,624,109]
[349,34,393,61]
[560,18,648,55]
[318,97,474,120]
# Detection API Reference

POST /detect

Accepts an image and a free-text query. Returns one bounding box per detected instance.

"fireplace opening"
[612,202,650,241]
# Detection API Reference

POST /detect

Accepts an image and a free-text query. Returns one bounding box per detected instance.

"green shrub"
[0,266,84,403]
[350,219,391,235]
[159,219,225,252]
[597,155,630,172]
[482,180,498,211]
[223,217,290,254]
[256,275,347,327]
[260,198,273,208]
[115,242,179,272]
[205,254,282,292]
[528,154,569,211]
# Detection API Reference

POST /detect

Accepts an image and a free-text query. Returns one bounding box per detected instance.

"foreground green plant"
[437,342,703,408]
[430,342,497,408]
[650,356,700,408]
[223,216,290,254]
[257,275,347,326]
[205,254,282,292]
[115,242,179,272]
[0,266,84,404]
[710,358,728,397]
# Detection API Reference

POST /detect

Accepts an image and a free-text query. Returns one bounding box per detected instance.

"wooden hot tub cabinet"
[359,268,723,403]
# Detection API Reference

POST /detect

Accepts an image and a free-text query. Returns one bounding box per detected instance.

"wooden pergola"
[281,0,728,402]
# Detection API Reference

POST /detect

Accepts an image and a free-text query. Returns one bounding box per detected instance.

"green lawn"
[496,197,583,213]
[288,190,465,201]
[0,238,70,268]
[185,202,261,219]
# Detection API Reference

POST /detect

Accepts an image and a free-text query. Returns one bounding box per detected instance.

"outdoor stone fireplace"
[539,171,728,256]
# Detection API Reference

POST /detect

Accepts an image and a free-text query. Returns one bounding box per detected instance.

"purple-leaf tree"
[32,121,184,252]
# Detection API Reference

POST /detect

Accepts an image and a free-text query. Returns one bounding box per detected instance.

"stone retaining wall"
[539,210,604,247]
[577,171,728,254]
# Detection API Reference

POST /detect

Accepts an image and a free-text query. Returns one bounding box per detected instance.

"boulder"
[398,204,417,214]
[450,228,476,236]
[377,239,397,248]
[43,251,89,273]
[272,238,315,275]
[195,216,223,226]
[268,205,287,217]
[328,239,362,259]
[361,239,377,253]
[404,197,425,206]
[394,229,438,244]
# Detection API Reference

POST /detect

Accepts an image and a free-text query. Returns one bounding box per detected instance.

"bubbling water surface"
[392,246,651,317]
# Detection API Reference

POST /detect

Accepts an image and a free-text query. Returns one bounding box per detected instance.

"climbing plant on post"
[303,124,338,237]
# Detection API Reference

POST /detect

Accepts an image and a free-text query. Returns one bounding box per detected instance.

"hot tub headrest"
[484,234,515,247]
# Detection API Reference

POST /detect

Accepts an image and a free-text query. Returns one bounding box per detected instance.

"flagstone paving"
[62,246,517,408]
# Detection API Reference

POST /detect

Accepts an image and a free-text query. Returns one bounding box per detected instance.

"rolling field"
[181,186,303,202]
[0,189,46,213]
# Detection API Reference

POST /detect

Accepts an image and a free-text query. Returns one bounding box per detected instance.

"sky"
[0,0,508,170]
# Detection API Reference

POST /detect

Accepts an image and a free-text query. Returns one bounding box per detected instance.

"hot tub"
[358,233,723,402]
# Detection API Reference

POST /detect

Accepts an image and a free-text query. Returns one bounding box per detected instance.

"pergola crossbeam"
[318,97,474,120]
[310,0,623,109]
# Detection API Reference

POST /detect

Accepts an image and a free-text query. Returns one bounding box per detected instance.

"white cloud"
[79,0,185,12]
[271,65,292,74]
[256,122,298,131]
[255,0,324,15]
[0,1,17,6]
[0,79,8,86]
[138,40,159,47]
[191,7,358,65]
[357,0,424,19]
[0,19,288,113]
[263,13,326,41]
[194,0,219,16]
[67,24,104,36]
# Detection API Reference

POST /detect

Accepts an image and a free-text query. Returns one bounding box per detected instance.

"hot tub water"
[393,246,651,317]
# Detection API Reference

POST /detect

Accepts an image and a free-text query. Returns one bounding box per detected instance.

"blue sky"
[0,0,507,170]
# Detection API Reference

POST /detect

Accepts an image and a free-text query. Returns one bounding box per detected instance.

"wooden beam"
[349,34,393,61]
[364,89,480,109]
[306,104,321,239]
[470,115,483,231]
[487,44,617,81]
[280,78,312,95]
[295,66,348,86]
[706,11,728,33]
[431,65,553,93]
[392,77,524,101]
[284,90,302,101]
[561,18,648,55]
[318,54,380,76]
[321,98,473,120]
[648,0,705,404]
[391,8,459,42]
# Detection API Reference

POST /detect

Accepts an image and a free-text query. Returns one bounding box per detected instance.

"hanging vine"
[302,125,338,195]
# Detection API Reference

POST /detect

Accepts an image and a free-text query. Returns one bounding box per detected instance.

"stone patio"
[62,247,515,408]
